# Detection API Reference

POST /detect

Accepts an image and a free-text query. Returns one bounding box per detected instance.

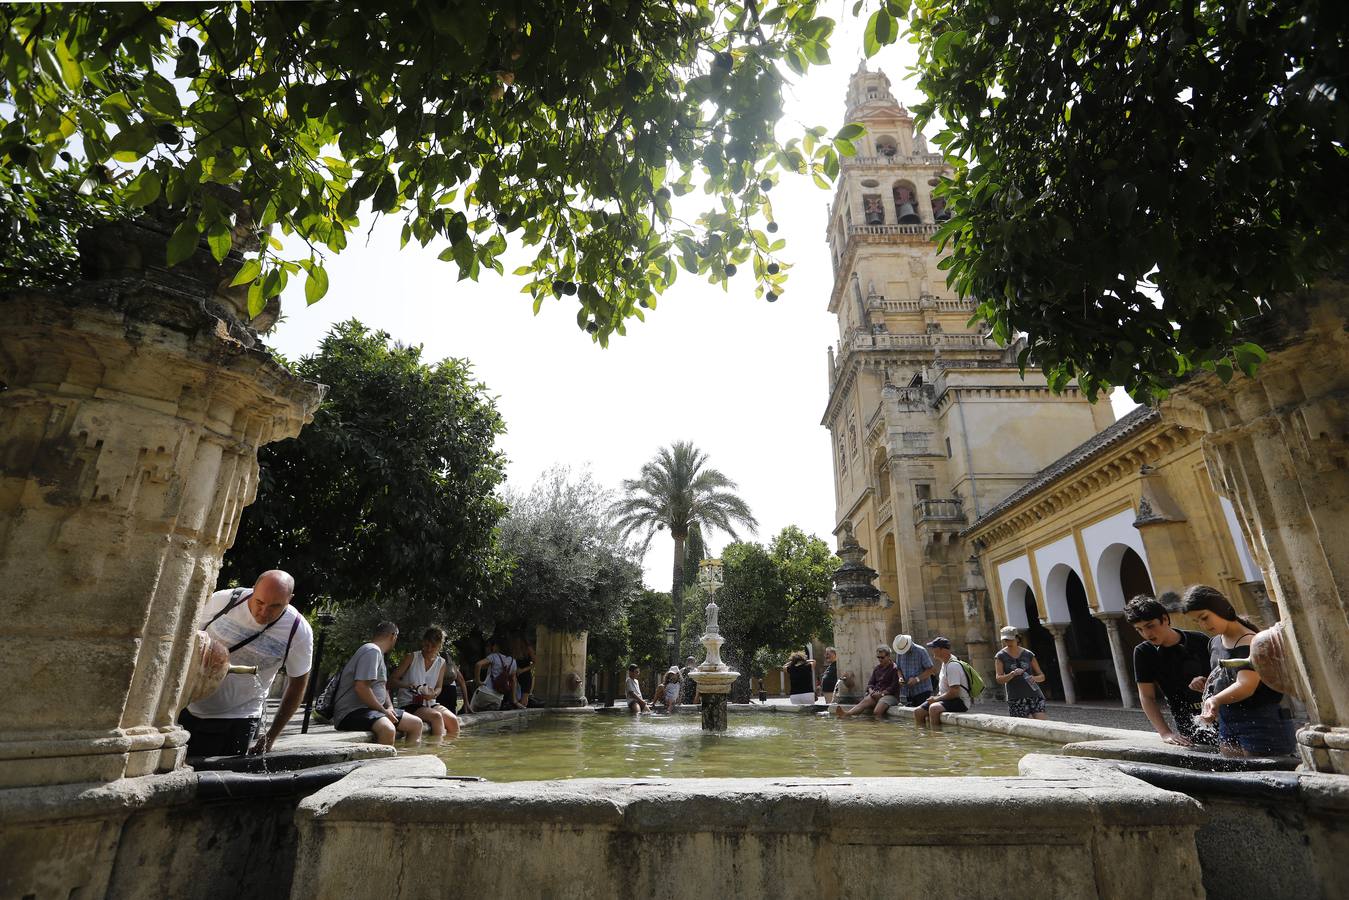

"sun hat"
[999,626,1020,641]
[892,634,914,655]
[926,636,952,649]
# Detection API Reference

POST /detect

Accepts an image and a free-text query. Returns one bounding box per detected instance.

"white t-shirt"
[937,657,971,705]
[187,588,314,719]
[626,677,643,701]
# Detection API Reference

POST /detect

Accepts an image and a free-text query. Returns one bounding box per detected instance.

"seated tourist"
[654,668,681,712]
[817,647,838,703]
[680,655,700,706]
[390,625,460,741]
[1182,585,1296,757]
[834,645,900,719]
[625,663,650,714]
[782,651,817,704]
[331,621,424,746]
[1126,595,1216,746]
[891,633,937,707]
[913,637,970,728]
[471,637,517,712]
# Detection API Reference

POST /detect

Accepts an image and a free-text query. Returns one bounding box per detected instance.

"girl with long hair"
[1181,585,1294,757]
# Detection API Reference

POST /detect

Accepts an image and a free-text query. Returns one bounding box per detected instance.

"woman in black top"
[782,651,817,704]
[1182,585,1295,756]
[515,641,535,710]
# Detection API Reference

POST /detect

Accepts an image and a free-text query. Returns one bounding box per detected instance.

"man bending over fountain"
[834,645,900,719]
[180,570,314,757]
[625,663,650,714]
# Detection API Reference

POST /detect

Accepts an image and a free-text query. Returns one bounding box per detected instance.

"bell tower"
[821,65,1115,685]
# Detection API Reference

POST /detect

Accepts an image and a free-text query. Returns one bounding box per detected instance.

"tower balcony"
[844,152,947,168]
[914,498,966,525]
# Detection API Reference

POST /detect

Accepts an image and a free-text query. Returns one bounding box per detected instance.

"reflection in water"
[428,712,1037,781]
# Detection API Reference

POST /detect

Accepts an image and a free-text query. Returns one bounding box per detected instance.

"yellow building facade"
[966,406,1269,707]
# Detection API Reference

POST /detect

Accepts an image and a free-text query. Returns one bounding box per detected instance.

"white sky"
[266,13,1135,589]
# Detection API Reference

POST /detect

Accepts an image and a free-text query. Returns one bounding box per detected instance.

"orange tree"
[1,2,859,323]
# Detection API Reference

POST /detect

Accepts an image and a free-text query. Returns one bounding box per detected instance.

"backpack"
[956,659,985,702]
[314,671,343,722]
[490,653,514,694]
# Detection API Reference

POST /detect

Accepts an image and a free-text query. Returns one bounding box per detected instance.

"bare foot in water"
[833,705,846,718]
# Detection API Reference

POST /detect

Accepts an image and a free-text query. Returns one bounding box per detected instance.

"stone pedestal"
[1163,277,1349,774]
[827,525,892,704]
[699,694,728,731]
[533,627,587,707]
[0,215,322,788]
[1043,623,1078,705]
[1095,612,1136,709]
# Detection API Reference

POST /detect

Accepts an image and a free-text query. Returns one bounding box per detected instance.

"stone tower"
[822,65,1115,685]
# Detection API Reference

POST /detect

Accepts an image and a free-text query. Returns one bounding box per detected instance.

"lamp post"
[300,610,336,734]
[665,625,677,668]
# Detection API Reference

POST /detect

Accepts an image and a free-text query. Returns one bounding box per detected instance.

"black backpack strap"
[207,588,250,628]
[277,613,303,675]
[226,607,285,654]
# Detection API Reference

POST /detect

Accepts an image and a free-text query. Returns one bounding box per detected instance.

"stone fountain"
[687,559,739,731]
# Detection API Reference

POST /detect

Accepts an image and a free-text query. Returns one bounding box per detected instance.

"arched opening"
[1021,586,1064,702]
[893,181,920,224]
[862,193,885,226]
[878,532,898,605]
[875,135,898,158]
[1063,571,1116,701]
[1094,542,1154,612]
[931,194,950,222]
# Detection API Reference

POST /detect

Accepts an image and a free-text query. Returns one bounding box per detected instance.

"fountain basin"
[292,752,1207,900]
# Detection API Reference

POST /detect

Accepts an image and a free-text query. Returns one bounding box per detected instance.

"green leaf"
[141,72,182,118]
[230,259,262,286]
[205,221,232,262]
[247,281,266,318]
[125,170,161,208]
[834,123,866,142]
[165,219,200,267]
[305,263,330,305]
[54,39,82,89]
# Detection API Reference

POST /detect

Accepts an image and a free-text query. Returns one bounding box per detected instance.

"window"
[915,483,932,501]
[848,413,858,458]
[862,194,884,226]
[893,182,919,223]
[946,437,953,458]
[875,135,898,157]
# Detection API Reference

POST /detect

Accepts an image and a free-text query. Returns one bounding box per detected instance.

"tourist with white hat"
[891,633,938,707]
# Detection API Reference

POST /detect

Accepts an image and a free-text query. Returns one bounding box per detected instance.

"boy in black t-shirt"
[1126,595,1217,747]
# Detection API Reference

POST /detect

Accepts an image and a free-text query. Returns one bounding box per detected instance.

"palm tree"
[612,441,758,653]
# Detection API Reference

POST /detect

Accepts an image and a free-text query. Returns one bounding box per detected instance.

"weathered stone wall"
[1164,278,1349,774]
[293,755,1205,900]
[0,216,322,787]
[533,626,587,706]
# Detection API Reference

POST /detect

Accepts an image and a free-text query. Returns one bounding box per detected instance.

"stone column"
[1042,623,1077,705]
[533,627,587,707]
[827,525,892,704]
[1094,612,1136,709]
[1163,278,1349,774]
[0,215,322,788]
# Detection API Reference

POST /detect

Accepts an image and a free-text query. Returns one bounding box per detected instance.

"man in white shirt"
[179,570,314,757]
[913,637,970,728]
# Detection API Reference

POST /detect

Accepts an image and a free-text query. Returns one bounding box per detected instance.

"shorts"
[402,701,440,714]
[875,694,901,710]
[470,686,504,712]
[921,697,968,713]
[336,708,406,731]
[789,691,818,705]
[1218,705,1296,756]
[178,709,258,758]
[904,690,932,707]
[1008,696,1046,718]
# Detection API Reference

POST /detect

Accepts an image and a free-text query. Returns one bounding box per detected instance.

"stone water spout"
[687,559,740,731]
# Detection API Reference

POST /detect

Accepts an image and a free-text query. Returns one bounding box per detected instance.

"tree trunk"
[671,530,687,666]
